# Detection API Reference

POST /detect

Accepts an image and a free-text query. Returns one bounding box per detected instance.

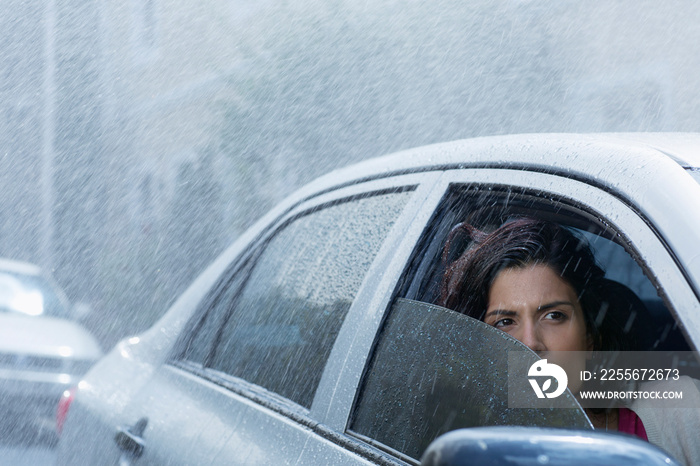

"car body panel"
[120,365,311,465]
[295,433,392,466]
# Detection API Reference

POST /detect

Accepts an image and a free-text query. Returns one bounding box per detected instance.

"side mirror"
[420,427,680,466]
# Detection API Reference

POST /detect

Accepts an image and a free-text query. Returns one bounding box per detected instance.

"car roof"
[288,132,700,209]
[599,133,700,168]
[328,132,700,183]
[0,258,42,276]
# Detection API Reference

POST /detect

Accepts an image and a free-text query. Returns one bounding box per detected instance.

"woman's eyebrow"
[484,309,517,319]
[537,301,575,312]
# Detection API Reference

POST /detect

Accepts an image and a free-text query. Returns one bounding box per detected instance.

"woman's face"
[484,263,591,354]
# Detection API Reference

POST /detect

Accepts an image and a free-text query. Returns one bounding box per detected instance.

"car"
[56,133,700,465]
[0,258,103,435]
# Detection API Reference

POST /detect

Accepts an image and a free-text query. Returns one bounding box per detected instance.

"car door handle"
[115,417,148,460]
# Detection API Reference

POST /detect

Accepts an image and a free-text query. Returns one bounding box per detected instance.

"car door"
[110,173,439,465]
[314,166,700,464]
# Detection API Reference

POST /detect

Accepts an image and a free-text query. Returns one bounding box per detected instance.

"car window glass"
[200,190,412,408]
[349,298,591,461]
[181,269,249,365]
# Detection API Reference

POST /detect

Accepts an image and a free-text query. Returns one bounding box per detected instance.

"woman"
[437,217,699,464]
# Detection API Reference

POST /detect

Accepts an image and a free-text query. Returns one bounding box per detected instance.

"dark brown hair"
[438,218,610,349]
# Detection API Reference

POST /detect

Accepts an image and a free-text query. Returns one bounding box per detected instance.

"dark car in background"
[57,134,700,465]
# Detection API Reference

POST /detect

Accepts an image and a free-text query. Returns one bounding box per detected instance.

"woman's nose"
[516,323,546,353]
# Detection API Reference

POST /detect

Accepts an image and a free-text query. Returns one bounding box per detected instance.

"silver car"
[0,259,102,433]
[57,133,700,465]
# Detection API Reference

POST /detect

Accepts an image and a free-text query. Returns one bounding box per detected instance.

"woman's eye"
[494,318,514,328]
[544,311,567,321]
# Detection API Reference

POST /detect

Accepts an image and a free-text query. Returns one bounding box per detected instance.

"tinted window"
[189,190,411,408]
[350,299,590,461]
[181,270,248,365]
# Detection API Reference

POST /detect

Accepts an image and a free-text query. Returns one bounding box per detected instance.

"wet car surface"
[56,133,700,465]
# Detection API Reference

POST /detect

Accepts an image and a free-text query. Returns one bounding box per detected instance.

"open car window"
[399,184,690,353]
